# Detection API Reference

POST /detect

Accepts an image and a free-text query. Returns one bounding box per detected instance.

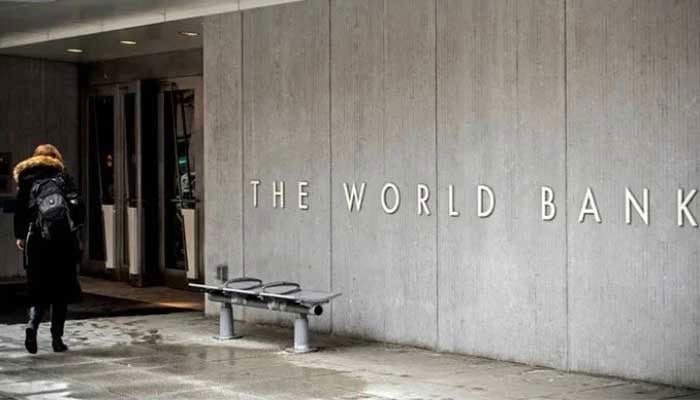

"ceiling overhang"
[0,0,301,49]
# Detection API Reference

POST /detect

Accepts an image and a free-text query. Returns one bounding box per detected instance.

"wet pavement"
[0,312,698,400]
[0,292,193,325]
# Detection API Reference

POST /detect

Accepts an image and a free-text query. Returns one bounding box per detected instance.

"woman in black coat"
[13,144,82,354]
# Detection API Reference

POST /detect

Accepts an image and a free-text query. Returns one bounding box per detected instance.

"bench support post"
[294,314,312,353]
[218,302,235,340]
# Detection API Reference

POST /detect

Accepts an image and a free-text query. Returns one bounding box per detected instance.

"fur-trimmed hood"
[13,155,64,183]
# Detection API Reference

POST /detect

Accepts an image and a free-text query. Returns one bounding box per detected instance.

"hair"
[33,144,63,162]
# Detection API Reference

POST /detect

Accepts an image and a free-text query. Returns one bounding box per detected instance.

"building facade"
[203,0,699,387]
[0,0,697,388]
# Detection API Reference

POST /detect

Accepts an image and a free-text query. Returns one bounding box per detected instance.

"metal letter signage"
[246,179,698,228]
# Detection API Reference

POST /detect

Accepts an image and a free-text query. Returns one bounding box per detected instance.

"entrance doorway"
[84,78,202,289]
[158,77,203,289]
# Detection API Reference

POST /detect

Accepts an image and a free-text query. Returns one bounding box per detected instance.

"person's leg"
[27,304,45,331]
[25,304,46,354]
[50,303,68,352]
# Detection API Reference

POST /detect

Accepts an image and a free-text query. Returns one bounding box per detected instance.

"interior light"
[178,31,199,37]
[120,40,137,45]
[66,48,83,53]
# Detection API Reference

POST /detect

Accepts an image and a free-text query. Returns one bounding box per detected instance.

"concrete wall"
[203,0,700,387]
[437,0,567,367]
[203,13,243,315]
[566,0,700,386]
[242,2,332,329]
[0,55,79,281]
[331,0,439,347]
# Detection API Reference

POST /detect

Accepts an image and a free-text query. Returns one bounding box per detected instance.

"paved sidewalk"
[79,276,204,311]
[0,312,698,400]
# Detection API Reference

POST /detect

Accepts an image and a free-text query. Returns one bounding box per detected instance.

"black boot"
[50,304,68,352]
[25,327,37,354]
[52,336,68,353]
[26,305,44,354]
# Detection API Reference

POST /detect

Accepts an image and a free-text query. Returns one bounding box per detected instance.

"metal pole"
[218,302,234,340]
[294,314,311,353]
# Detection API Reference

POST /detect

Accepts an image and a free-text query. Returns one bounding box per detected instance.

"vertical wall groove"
[240,11,245,280]
[433,0,440,349]
[563,0,570,372]
[381,0,387,340]
[328,0,334,333]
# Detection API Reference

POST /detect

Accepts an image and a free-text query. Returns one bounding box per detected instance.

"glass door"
[158,77,203,288]
[86,81,157,285]
[87,79,191,287]
[86,88,116,275]
[118,82,140,284]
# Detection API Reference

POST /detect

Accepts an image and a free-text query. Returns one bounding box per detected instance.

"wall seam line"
[328,0,334,334]
[215,16,222,275]
[381,0,387,341]
[434,0,440,350]
[563,0,570,372]
[240,12,246,281]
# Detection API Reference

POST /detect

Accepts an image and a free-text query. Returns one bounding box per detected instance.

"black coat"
[13,156,82,305]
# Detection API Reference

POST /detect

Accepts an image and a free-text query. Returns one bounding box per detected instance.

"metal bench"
[190,276,341,353]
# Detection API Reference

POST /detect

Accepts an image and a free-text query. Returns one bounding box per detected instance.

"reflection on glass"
[124,93,137,207]
[88,96,115,260]
[163,89,195,270]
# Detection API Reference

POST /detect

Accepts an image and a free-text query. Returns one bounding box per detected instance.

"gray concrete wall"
[203,13,244,316]
[436,0,567,368]
[0,55,79,281]
[203,0,700,387]
[566,0,700,386]
[331,0,438,347]
[241,0,331,330]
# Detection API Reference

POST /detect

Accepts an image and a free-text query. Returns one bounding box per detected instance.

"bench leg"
[218,302,235,340]
[294,314,313,353]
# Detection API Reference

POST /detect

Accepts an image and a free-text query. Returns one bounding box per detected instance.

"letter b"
[541,186,556,221]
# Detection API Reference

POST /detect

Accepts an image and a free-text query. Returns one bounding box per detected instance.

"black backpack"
[29,176,76,241]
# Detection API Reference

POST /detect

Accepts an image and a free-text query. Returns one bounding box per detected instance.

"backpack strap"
[28,179,50,209]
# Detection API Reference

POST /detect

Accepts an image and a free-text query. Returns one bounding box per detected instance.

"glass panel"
[122,92,137,266]
[123,93,137,206]
[176,90,196,198]
[88,95,114,261]
[163,89,195,271]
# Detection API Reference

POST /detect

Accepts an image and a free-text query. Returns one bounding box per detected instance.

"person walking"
[13,144,83,354]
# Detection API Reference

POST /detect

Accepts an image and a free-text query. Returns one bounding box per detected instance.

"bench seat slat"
[258,289,341,304]
[189,282,341,306]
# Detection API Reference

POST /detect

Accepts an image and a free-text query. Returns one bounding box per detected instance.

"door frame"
[157,76,203,289]
[116,81,142,284]
[83,82,142,283]
[83,84,118,278]
[82,77,202,289]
